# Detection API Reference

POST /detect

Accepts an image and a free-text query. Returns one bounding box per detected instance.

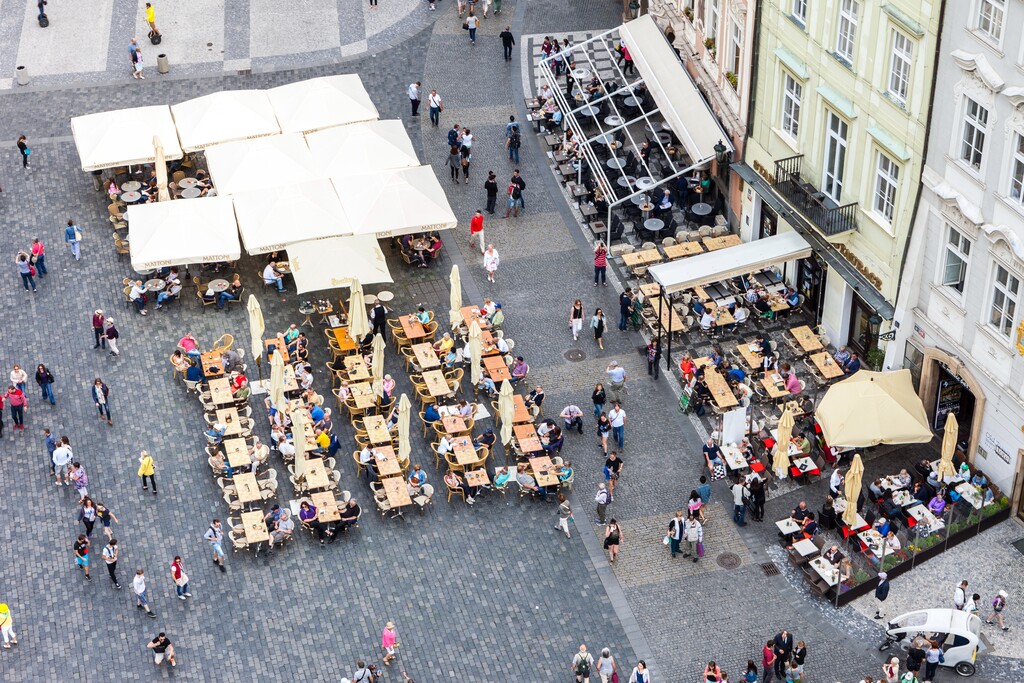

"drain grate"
[1012,538,1024,557]
[564,349,586,362]
[760,561,780,576]
[716,552,741,569]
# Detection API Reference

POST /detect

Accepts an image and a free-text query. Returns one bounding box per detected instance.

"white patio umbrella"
[71,105,182,170]
[286,235,393,294]
[268,348,286,414]
[499,380,514,446]
[154,136,170,202]
[306,120,419,177]
[268,74,379,134]
[293,412,309,478]
[468,320,483,386]
[371,333,386,396]
[347,278,370,341]
[246,295,265,381]
[397,393,412,462]
[449,265,463,330]
[171,89,280,152]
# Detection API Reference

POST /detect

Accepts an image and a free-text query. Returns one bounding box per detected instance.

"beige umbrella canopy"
[371,333,386,395]
[449,265,463,330]
[347,278,370,341]
[774,408,794,479]
[499,380,514,446]
[468,320,483,386]
[397,393,411,462]
[816,370,932,447]
[292,412,309,478]
[246,295,265,377]
[842,453,865,527]
[937,413,959,481]
[268,348,286,414]
[154,136,170,202]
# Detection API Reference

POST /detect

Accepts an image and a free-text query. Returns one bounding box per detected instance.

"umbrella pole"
[256,356,263,384]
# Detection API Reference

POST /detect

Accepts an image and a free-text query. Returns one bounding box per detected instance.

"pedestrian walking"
[954,579,968,610]
[78,497,97,537]
[104,317,120,356]
[447,145,461,182]
[130,39,145,79]
[92,310,106,348]
[646,338,662,379]
[64,219,82,261]
[370,300,388,340]
[596,413,611,455]
[205,519,227,572]
[604,518,621,562]
[6,386,26,430]
[145,3,160,36]
[667,510,684,558]
[407,81,421,116]
[882,656,900,683]
[133,569,157,617]
[15,252,36,292]
[10,365,27,393]
[43,428,56,474]
[986,590,1010,630]
[749,476,766,521]
[773,630,793,679]
[16,135,29,169]
[0,604,17,648]
[92,378,112,425]
[629,660,650,683]
[484,171,498,214]
[569,299,584,341]
[608,402,626,450]
[427,89,443,126]
[682,513,702,562]
[469,210,485,254]
[30,238,47,277]
[596,648,617,683]
[500,26,515,60]
[604,451,623,499]
[465,11,479,44]
[147,633,177,668]
[731,475,749,526]
[170,556,191,600]
[96,502,119,540]
[138,450,157,493]
[52,436,72,484]
[483,244,499,283]
[762,640,777,683]
[102,538,121,588]
[606,361,626,402]
[73,534,91,580]
[590,308,606,350]
[966,592,981,617]
[35,364,55,405]
[381,621,399,665]
[505,116,521,163]
[593,241,608,286]
[70,463,89,500]
[874,571,890,618]
[595,483,609,525]
[617,288,632,329]
[591,383,605,420]
[459,144,472,184]
[572,644,595,683]
[556,493,573,538]
[923,640,941,682]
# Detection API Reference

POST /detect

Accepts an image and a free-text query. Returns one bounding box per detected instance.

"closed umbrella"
[154,136,170,202]
[499,380,514,447]
[773,408,794,479]
[842,453,864,527]
[292,411,309,478]
[347,278,370,341]
[371,333,386,396]
[468,320,482,386]
[397,393,411,462]
[268,348,286,414]
[937,413,959,482]
[246,295,265,381]
[449,265,463,330]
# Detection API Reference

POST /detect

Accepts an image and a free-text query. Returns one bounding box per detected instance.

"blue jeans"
[133,298,146,312]
[175,581,190,597]
[35,254,47,275]
[266,277,284,292]
[41,382,55,405]
[508,146,519,163]
[429,106,440,126]
[96,402,111,420]
[595,266,606,285]
[20,273,36,290]
[10,406,24,426]
[68,239,81,260]
[612,425,624,449]
[734,503,746,525]
[469,27,477,42]
[618,311,629,330]
[156,291,176,305]
[593,403,603,419]
[217,292,236,309]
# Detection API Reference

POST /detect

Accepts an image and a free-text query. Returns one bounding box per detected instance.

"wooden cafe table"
[450,436,478,466]
[215,407,246,436]
[363,414,392,445]
[344,358,371,382]
[233,472,262,505]
[790,325,823,353]
[703,370,738,408]
[512,395,533,424]
[465,469,490,487]
[460,306,491,329]
[639,282,662,298]
[442,415,469,435]
[736,340,763,369]
[809,351,844,379]
[373,445,402,478]
[702,234,742,251]
[282,364,299,392]
[421,369,451,398]
[301,457,331,491]
[311,491,341,523]
[399,314,427,340]
[760,377,790,400]
[222,438,250,469]
[330,326,358,354]
[240,510,270,545]
[621,248,663,268]
[348,382,377,409]
[264,338,289,361]
[200,351,224,377]
[663,241,704,259]
[208,377,234,405]
[411,343,440,369]
[514,424,543,454]
[528,456,560,487]
[382,476,412,508]
[483,355,512,382]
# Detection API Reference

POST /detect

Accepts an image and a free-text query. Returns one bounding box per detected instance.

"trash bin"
[157,54,169,74]
[16,65,29,86]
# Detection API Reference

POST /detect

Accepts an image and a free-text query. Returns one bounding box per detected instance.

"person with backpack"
[505,115,521,163]
[572,644,595,683]
[986,590,1009,631]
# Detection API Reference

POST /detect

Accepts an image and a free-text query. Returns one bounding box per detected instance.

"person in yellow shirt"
[145,3,160,36]
[314,428,330,451]
[0,603,17,648]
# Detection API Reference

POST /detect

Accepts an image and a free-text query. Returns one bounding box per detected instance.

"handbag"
[74,227,83,241]
[28,265,36,276]
[662,535,670,546]
[697,541,705,557]
[462,19,469,29]
[612,673,619,683]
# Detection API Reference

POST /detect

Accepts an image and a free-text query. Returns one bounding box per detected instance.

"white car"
[879,608,982,677]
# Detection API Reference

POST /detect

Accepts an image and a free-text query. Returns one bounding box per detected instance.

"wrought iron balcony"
[773,155,858,236]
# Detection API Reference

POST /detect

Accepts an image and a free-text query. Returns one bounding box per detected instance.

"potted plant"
[865,348,885,370]
[725,71,737,88]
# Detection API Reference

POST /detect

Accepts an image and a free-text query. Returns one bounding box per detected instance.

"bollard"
[16,65,29,86]
[157,54,169,74]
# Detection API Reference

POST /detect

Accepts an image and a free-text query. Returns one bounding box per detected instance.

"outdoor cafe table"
[344,359,371,382]
[639,282,662,298]
[707,303,734,326]
[761,377,790,400]
[483,355,512,382]
[442,415,469,435]
[955,482,984,509]
[363,415,392,445]
[653,305,686,332]
[736,341,763,369]
[809,557,839,586]
[906,503,945,531]
[703,235,742,251]
[264,338,290,361]
[460,306,492,329]
[703,369,738,408]
[663,242,704,259]
[512,395,533,424]
[330,327,358,354]
[233,472,262,505]
[809,351,844,379]
[215,408,246,436]
[451,436,477,465]
[859,529,887,558]
[400,315,427,340]
[301,457,331,490]
[841,513,869,531]
[382,476,412,508]
[421,370,450,398]
[466,469,490,488]
[374,445,402,477]
[208,377,234,405]
[144,278,165,292]
[282,364,299,392]
[348,382,377,409]
[791,456,818,476]
[720,445,748,471]
[622,249,663,268]
[793,538,819,557]
[223,438,250,469]
[311,491,341,523]
[514,424,543,454]
[411,343,440,369]
[529,456,560,487]
[201,351,224,377]
[790,325,823,353]
[240,510,270,545]
[776,518,801,535]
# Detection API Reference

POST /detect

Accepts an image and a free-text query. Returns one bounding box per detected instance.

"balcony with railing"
[773,155,858,236]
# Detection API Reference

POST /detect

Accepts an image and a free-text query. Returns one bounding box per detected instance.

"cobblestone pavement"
[2,0,1024,681]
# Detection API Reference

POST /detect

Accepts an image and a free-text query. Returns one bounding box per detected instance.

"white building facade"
[892,0,1024,514]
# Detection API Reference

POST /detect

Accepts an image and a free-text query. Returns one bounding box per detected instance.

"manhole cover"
[1012,538,1024,557]
[716,552,741,569]
[565,349,586,362]
[760,561,780,576]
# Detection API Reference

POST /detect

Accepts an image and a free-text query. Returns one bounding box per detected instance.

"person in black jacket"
[773,630,793,678]
[874,571,890,619]
[499,27,515,61]
[484,172,498,214]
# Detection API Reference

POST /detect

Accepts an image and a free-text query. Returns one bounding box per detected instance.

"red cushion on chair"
[750,461,765,473]
[806,467,820,476]
[764,438,776,450]
[906,516,917,528]
[790,466,801,478]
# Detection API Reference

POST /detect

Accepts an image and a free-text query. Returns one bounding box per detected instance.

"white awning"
[204,133,317,195]
[287,235,393,294]
[71,106,183,171]
[649,231,812,294]
[306,120,420,178]
[618,15,732,165]
[330,166,458,238]
[232,180,349,254]
[171,90,280,151]
[267,74,379,134]
[127,197,241,271]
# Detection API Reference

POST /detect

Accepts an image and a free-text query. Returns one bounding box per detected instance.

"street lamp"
[869,313,896,342]
[714,139,729,164]
[629,0,640,19]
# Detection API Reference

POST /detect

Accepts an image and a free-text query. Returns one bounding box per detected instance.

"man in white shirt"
[608,403,626,450]
[427,89,443,127]
[731,477,749,526]
[278,439,296,460]
[129,280,148,315]
[407,82,421,116]
[606,362,627,402]
[262,263,285,293]
[52,439,73,485]
[560,405,584,434]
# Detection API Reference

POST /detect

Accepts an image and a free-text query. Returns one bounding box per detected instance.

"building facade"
[647,0,757,225]
[892,0,1024,511]
[735,0,942,365]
